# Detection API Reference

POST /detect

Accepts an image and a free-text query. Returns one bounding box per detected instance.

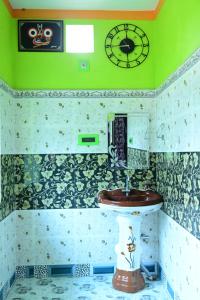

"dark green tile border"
[0,153,156,219]
[1,152,199,240]
[156,152,200,240]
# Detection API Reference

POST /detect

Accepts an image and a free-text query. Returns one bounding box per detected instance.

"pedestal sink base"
[112,268,145,293]
[98,189,163,294]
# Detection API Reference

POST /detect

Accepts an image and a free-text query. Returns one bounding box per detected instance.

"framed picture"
[18,20,64,52]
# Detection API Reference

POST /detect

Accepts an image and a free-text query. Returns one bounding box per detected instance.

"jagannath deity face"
[28,24,53,48]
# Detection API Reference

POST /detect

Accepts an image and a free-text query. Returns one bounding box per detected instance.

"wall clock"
[105,24,149,68]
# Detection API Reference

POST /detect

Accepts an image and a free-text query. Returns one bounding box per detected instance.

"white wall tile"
[0,212,16,289]
[15,209,159,267]
[4,97,153,154]
[159,211,200,300]
[152,60,200,152]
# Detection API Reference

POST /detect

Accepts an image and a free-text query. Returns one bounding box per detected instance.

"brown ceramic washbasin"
[98,189,163,207]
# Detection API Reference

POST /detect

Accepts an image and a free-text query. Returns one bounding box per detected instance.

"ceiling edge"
[3,0,14,16]
[12,9,157,20]
[4,0,164,20]
[155,0,165,18]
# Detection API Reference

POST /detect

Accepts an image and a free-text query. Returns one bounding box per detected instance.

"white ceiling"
[9,0,160,11]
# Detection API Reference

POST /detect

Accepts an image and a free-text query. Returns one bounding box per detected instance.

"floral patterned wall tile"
[0,212,16,290]
[0,92,15,155]
[152,58,200,241]
[152,60,200,153]
[153,58,200,300]
[159,211,200,300]
[15,209,159,267]
[0,155,16,221]
[156,152,200,240]
[128,148,149,170]
[14,153,156,210]
[0,91,16,221]
[6,97,154,155]
[0,86,155,221]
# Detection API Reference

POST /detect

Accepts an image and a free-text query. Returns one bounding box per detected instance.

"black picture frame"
[18,20,64,52]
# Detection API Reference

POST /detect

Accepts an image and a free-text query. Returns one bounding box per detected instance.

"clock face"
[105,24,149,68]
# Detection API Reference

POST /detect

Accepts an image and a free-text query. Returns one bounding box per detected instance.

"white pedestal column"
[112,213,145,293]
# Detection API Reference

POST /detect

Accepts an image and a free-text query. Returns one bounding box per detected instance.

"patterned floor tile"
[6,275,164,300]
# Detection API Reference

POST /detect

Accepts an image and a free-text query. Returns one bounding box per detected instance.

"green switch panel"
[78,134,99,146]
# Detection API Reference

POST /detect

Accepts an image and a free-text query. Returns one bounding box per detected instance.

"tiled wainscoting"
[2,210,199,300]
[152,51,200,300]
[0,209,160,300]
[15,209,159,266]
[0,212,16,300]
[159,211,200,300]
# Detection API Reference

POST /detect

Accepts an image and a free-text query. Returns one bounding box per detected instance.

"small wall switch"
[79,61,90,72]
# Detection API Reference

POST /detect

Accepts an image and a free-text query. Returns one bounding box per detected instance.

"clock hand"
[121,38,130,49]
[110,43,143,49]
[111,44,130,48]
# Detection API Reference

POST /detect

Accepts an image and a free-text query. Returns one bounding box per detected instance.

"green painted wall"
[0,2,13,85]
[12,20,154,90]
[2,0,200,90]
[154,0,200,88]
